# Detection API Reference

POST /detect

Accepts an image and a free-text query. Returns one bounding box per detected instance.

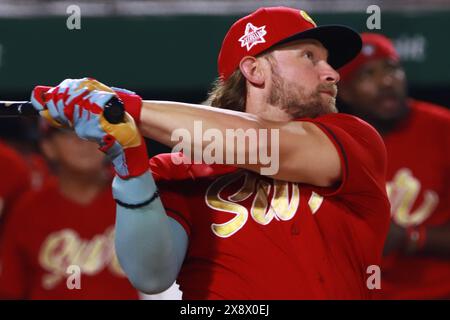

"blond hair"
[204,69,247,112]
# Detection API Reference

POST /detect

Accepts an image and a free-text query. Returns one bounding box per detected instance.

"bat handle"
[103,96,125,124]
[17,101,125,124]
[18,102,41,117]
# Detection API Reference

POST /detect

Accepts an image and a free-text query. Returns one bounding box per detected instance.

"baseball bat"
[0,87,125,124]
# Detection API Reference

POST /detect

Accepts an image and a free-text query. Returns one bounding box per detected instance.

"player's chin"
[319,96,338,115]
[329,99,338,113]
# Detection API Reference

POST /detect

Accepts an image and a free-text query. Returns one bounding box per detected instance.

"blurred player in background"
[0,139,30,231]
[0,118,50,192]
[338,33,450,299]
[0,123,139,299]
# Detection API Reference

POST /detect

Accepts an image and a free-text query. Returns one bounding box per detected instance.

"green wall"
[0,11,449,94]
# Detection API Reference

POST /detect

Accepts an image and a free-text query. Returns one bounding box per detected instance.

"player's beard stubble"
[268,68,338,119]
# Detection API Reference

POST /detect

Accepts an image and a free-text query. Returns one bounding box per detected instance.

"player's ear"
[239,56,265,86]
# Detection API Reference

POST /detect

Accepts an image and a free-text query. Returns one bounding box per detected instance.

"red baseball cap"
[339,33,400,82]
[218,6,362,81]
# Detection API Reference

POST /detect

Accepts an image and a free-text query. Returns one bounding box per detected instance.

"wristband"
[115,190,160,209]
[114,90,143,125]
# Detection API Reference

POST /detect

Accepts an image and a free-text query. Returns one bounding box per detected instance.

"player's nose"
[319,61,340,84]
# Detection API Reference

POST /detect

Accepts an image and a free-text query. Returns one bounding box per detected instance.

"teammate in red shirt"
[29,7,390,299]
[0,140,30,227]
[338,33,450,299]
[0,118,51,193]
[0,125,139,299]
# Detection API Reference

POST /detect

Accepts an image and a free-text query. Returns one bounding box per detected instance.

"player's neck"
[246,95,293,122]
[57,169,109,205]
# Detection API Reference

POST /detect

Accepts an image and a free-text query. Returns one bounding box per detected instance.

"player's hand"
[31,79,98,128]
[30,78,148,179]
[30,78,143,126]
[383,222,407,256]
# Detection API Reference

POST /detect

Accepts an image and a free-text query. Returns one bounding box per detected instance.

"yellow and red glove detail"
[30,78,148,179]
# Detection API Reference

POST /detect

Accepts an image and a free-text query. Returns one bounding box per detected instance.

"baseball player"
[0,118,51,192]
[29,7,390,299]
[0,140,30,229]
[338,33,450,299]
[0,124,139,299]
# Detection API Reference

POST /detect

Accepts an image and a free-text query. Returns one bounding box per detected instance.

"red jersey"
[151,113,390,299]
[24,152,52,191]
[0,178,139,300]
[0,141,30,224]
[379,100,450,299]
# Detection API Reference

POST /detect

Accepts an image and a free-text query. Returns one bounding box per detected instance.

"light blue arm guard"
[113,171,188,294]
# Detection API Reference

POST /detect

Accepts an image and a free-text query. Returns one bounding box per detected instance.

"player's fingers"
[80,77,115,93]
[39,110,64,128]
[110,87,136,95]
[46,99,69,126]
[83,90,115,113]
[59,78,81,92]
[55,98,72,125]
[72,104,82,125]
[73,114,87,141]
[65,87,88,106]
[30,86,52,111]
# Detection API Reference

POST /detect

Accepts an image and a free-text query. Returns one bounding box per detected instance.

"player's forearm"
[138,101,340,185]
[139,100,280,172]
[112,172,186,294]
[139,100,263,146]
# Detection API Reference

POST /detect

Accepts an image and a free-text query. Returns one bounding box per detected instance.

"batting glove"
[31,78,149,179]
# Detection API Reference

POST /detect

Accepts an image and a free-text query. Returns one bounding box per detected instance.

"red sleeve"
[304,113,387,195]
[431,103,450,222]
[149,154,192,237]
[444,116,450,222]
[0,195,32,299]
[301,113,390,215]
[157,182,192,237]
[0,143,30,221]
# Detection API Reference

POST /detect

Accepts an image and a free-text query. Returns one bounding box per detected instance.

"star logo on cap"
[238,23,267,51]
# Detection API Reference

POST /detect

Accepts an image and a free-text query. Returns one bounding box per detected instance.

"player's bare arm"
[138,100,341,187]
[136,39,342,186]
